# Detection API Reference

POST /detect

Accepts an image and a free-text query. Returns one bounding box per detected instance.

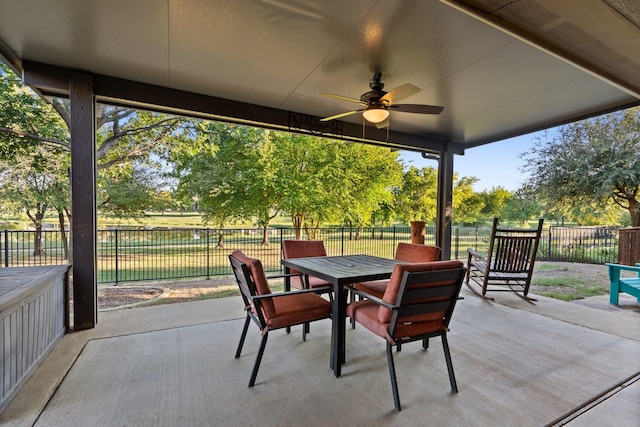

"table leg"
[285,268,291,334]
[331,282,346,377]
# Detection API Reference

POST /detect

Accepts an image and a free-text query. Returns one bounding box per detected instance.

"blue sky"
[400,131,548,192]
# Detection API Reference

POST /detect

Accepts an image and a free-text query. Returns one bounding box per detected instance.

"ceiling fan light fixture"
[362,108,389,124]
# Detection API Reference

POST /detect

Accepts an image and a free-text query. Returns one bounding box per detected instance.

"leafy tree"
[393,166,438,224]
[479,187,513,220]
[0,145,69,255]
[501,185,543,224]
[1,61,192,222]
[393,167,483,226]
[522,109,640,226]
[173,126,402,242]
[173,122,275,246]
[323,143,402,239]
[0,63,68,160]
[0,63,71,254]
[269,132,339,238]
[452,175,485,225]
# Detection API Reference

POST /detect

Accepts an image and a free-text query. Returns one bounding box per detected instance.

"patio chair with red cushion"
[346,260,466,411]
[281,240,332,290]
[352,243,441,299]
[229,250,332,387]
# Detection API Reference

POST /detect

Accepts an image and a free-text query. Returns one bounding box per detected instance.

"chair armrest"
[252,286,333,300]
[605,263,640,278]
[467,248,486,261]
[345,285,397,310]
[265,273,303,280]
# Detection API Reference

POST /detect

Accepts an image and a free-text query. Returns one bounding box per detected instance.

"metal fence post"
[474,226,478,251]
[548,227,552,261]
[279,228,284,273]
[3,229,7,267]
[392,226,397,255]
[206,228,211,279]
[341,226,345,255]
[454,226,460,260]
[114,229,119,285]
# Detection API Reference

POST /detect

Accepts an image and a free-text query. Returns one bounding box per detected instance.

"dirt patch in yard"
[98,277,236,310]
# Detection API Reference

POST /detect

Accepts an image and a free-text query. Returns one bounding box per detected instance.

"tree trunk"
[261,225,269,246]
[629,199,639,227]
[33,225,45,256]
[65,207,73,262]
[292,215,303,240]
[30,211,46,257]
[57,209,69,259]
[216,228,224,248]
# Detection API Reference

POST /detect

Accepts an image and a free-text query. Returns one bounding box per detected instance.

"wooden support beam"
[69,72,97,330]
[436,149,454,260]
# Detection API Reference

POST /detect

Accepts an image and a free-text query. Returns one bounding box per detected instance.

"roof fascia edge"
[441,0,640,99]
[21,60,454,153]
[0,37,21,75]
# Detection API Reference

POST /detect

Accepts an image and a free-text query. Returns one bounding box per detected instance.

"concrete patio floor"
[2,288,639,427]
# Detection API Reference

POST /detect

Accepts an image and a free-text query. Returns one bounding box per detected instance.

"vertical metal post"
[206,228,210,279]
[392,226,397,255]
[454,226,460,260]
[114,229,119,285]
[279,228,284,273]
[3,229,8,267]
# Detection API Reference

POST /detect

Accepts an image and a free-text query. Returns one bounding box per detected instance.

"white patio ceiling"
[0,0,639,153]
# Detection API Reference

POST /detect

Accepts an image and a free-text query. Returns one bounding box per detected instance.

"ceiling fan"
[320,73,443,129]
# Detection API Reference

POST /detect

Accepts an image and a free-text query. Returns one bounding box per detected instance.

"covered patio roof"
[1,0,639,152]
[1,0,639,329]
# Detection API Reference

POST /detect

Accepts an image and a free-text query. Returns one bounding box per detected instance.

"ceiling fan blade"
[389,104,444,114]
[375,117,390,129]
[380,83,420,104]
[321,93,366,105]
[320,110,362,121]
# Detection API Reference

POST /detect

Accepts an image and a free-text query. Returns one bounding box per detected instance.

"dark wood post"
[69,71,97,330]
[436,150,454,260]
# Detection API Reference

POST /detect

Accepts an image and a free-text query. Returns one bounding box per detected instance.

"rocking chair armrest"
[345,285,397,310]
[467,248,487,261]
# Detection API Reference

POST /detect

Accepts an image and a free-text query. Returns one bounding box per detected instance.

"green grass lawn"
[530,262,610,301]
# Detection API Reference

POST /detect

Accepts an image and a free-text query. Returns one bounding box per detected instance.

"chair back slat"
[492,236,534,272]
[397,299,455,319]
[400,269,462,303]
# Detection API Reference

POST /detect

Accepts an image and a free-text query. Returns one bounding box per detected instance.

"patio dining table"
[281,254,403,377]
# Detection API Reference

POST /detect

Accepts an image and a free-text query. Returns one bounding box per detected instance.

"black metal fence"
[1,225,620,284]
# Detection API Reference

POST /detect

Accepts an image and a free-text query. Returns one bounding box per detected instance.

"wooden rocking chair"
[466,218,544,302]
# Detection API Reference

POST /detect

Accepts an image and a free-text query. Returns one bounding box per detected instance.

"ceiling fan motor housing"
[361,74,388,108]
